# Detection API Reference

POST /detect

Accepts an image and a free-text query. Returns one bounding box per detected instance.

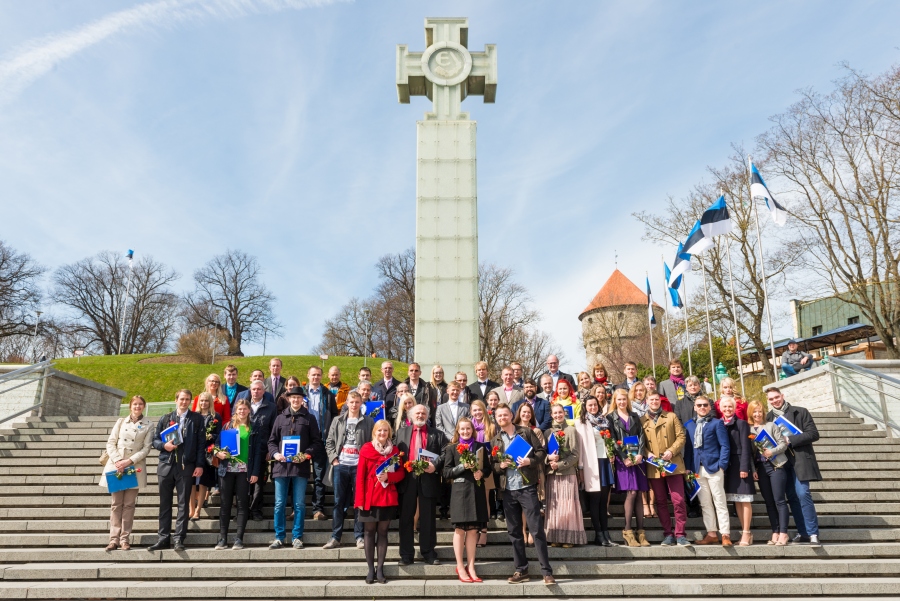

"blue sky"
[1,1,898,369]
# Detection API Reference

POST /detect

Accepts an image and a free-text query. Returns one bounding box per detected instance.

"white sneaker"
[356,538,365,549]
[322,538,340,550]
[292,538,304,549]
[809,535,821,547]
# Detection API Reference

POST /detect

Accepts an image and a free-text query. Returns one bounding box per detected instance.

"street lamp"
[32,310,42,363]
[363,308,372,367]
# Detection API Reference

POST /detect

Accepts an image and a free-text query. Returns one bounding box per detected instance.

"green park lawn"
[53,354,407,409]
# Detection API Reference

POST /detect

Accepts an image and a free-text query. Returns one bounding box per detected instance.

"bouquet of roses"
[553,430,570,454]
[382,451,404,472]
[491,446,530,484]
[114,466,142,480]
[599,429,617,462]
[205,418,219,441]
[614,438,639,464]
[213,444,248,469]
[457,443,482,486]
[404,457,430,476]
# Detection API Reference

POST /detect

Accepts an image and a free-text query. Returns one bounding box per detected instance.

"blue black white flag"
[700,195,732,238]
[646,277,656,326]
[682,220,715,255]
[664,262,683,309]
[126,249,134,260]
[669,242,692,282]
[749,160,787,226]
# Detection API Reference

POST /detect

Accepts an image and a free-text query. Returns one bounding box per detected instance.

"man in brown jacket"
[641,391,691,546]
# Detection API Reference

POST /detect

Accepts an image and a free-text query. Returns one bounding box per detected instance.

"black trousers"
[757,462,790,534]
[157,462,194,541]
[249,462,267,516]
[219,471,251,539]
[399,477,437,562]
[503,485,552,576]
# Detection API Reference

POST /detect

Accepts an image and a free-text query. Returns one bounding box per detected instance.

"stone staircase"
[0,411,898,598]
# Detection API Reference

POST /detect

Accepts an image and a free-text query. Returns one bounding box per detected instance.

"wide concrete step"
[0,576,897,598]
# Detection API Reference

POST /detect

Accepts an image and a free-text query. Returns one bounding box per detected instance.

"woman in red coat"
[355,419,405,584]
[192,373,231,423]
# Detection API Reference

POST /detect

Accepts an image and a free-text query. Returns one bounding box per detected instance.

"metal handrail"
[824,357,900,438]
[827,356,900,387]
[0,361,54,425]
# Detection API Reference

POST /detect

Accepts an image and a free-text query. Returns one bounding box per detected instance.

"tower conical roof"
[579,269,659,320]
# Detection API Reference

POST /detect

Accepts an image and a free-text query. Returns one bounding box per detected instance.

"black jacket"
[305,385,339,448]
[442,440,491,523]
[225,384,248,408]
[723,418,754,495]
[395,424,447,498]
[372,378,402,413]
[468,380,500,402]
[152,410,206,467]
[267,406,324,480]
[249,399,278,450]
[767,403,822,482]
[609,411,647,459]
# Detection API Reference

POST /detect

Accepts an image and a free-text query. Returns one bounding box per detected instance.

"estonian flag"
[664,262,683,309]
[749,160,787,227]
[126,249,134,260]
[646,277,656,326]
[669,242,692,282]
[700,195,732,238]
[682,220,714,255]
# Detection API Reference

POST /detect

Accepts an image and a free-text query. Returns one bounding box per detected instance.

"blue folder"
[562,405,574,420]
[105,470,138,493]
[375,456,395,475]
[646,455,677,474]
[159,423,182,446]
[281,435,301,459]
[219,429,240,457]
[623,435,640,448]
[754,428,778,449]
[504,434,533,462]
[688,477,701,501]
[364,401,386,421]
[774,416,802,436]
[547,432,561,455]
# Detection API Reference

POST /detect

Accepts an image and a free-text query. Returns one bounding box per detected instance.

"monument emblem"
[396,18,497,376]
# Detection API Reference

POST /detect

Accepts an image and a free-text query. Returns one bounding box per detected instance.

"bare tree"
[478,263,541,374]
[759,65,900,358]
[52,251,180,355]
[0,240,44,342]
[184,250,282,356]
[634,150,790,381]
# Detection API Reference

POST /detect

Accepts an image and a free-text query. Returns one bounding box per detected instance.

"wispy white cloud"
[0,0,345,107]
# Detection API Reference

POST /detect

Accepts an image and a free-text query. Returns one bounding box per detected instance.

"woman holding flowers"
[748,400,790,545]
[190,392,221,521]
[355,419,405,584]
[442,416,491,582]
[100,395,154,551]
[470,400,497,543]
[575,395,617,546]
[213,398,264,550]
[544,403,586,547]
[609,388,650,547]
[720,396,755,546]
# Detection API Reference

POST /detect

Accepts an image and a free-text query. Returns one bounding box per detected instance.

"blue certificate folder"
[562,405,574,420]
[159,423,182,446]
[281,435,301,459]
[105,470,138,493]
[219,429,240,457]
[774,416,802,437]
[547,432,561,455]
[623,435,640,452]
[754,429,778,449]
[505,435,533,461]
[364,401,385,421]
[375,456,395,475]
[688,477,701,501]
[646,455,677,474]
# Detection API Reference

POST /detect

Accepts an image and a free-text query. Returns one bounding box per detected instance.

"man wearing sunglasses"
[682,396,731,546]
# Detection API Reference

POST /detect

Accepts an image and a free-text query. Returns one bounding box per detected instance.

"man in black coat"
[264,358,287,402]
[766,387,822,545]
[149,389,206,551]
[372,360,402,413]
[539,354,577,393]
[305,366,339,521]
[245,380,278,521]
[395,404,447,565]
[467,361,499,401]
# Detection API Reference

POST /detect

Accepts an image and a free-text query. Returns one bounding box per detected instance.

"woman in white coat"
[100,396,155,551]
[575,395,617,547]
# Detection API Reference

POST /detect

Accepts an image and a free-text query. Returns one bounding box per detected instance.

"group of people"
[99,355,824,585]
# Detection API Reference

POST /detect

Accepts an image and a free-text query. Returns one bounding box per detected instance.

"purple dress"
[613,415,649,492]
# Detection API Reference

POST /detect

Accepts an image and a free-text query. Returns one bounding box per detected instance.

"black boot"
[601,531,618,547]
[593,532,604,546]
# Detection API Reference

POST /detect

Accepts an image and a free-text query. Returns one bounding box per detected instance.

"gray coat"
[767,403,822,482]
[324,413,375,486]
[750,422,789,468]
[435,402,471,439]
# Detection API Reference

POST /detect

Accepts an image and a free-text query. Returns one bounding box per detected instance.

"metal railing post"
[877,379,893,440]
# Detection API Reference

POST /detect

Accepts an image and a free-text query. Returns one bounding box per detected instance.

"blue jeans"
[332,464,363,541]
[783,462,819,536]
[782,362,812,376]
[312,454,328,514]
[274,476,308,542]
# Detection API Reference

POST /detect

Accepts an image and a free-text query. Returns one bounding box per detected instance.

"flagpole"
[724,238,746,395]
[662,255,672,362]
[682,272,693,375]
[748,155,779,376]
[698,258,718,402]
[647,271,656,378]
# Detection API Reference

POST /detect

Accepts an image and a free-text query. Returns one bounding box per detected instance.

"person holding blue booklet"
[748,400,790,546]
[766,387,822,546]
[543,403,586,547]
[213,398,265,550]
[683,395,732,546]
[609,388,650,547]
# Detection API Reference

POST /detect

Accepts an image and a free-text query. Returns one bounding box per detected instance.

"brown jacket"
[640,411,686,478]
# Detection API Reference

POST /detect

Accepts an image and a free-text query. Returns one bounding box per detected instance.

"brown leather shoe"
[119,542,131,551]
[721,535,733,547]
[508,571,530,584]
[543,575,556,585]
[695,532,719,545]
[105,541,117,552]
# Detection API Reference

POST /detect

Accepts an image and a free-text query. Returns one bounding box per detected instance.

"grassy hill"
[53,354,407,406]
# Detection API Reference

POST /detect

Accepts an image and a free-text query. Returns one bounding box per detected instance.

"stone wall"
[764,365,838,412]
[0,365,43,427]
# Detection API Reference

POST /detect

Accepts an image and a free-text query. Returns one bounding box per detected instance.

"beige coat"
[574,419,612,492]
[100,416,155,490]
[640,411,686,479]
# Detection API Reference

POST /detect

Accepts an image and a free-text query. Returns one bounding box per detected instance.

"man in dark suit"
[372,361,401,413]
[395,404,447,565]
[149,389,205,551]
[540,354,577,393]
[614,361,640,392]
[265,358,287,402]
[511,379,552,431]
[236,370,275,405]
[222,364,247,409]
[467,361,499,401]
[305,365,339,521]
[766,387,822,546]
[245,380,278,521]
[404,362,432,410]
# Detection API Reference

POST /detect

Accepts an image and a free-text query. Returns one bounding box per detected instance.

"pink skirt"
[544,473,587,545]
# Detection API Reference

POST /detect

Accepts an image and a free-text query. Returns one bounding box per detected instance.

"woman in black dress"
[191,392,221,521]
[720,396,754,546]
[442,416,490,583]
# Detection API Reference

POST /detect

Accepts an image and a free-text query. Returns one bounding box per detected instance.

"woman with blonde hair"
[193,373,231,422]
[429,365,448,406]
[470,400,495,545]
[715,377,748,420]
[628,381,650,418]
[190,392,221,521]
[100,395,154,551]
[390,392,417,433]
[576,371,593,402]
[609,388,649,546]
[544,403,586,547]
[747,400,790,545]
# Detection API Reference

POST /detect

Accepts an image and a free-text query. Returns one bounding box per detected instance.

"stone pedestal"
[414,120,480,376]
